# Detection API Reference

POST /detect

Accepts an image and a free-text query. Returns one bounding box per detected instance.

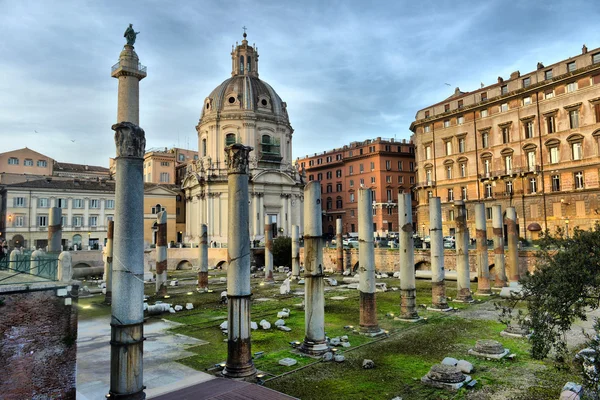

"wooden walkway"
[151,377,298,400]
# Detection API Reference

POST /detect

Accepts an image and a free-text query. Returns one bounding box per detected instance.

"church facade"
[181,34,305,246]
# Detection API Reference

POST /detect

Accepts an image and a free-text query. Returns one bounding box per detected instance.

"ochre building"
[297,137,416,237]
[410,44,600,239]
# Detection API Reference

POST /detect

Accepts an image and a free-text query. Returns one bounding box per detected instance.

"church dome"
[200,33,289,124]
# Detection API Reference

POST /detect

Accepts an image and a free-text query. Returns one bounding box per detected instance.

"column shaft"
[264,214,274,282]
[429,198,448,309]
[336,218,343,273]
[198,224,209,290]
[358,189,379,332]
[492,205,507,287]
[398,193,418,319]
[475,203,492,295]
[48,207,62,253]
[455,200,473,302]
[291,225,300,279]
[506,207,519,283]
[155,211,168,295]
[104,220,114,304]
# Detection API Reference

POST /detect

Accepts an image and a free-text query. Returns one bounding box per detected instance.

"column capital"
[225,144,253,174]
[113,122,146,158]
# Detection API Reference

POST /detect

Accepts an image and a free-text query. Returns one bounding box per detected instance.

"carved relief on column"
[113,122,146,158]
[225,144,253,175]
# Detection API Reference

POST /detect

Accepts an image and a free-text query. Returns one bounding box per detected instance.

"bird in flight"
[71,140,76,143]
[34,130,38,133]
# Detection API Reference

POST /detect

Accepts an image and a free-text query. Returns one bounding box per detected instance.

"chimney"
[497,77,504,84]
[583,44,588,54]
[510,71,520,79]
[537,62,544,69]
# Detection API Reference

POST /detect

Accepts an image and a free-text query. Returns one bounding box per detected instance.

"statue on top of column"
[124,24,139,46]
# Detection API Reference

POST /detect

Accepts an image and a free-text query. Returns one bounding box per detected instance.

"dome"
[202,75,289,122]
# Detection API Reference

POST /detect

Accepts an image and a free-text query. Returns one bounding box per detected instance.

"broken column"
[299,181,329,355]
[398,193,419,320]
[155,210,167,296]
[264,214,274,282]
[336,218,343,273]
[198,223,209,290]
[222,144,256,379]
[505,206,519,284]
[492,205,507,287]
[47,207,62,252]
[474,203,492,295]
[104,220,114,304]
[429,197,449,311]
[291,225,300,279]
[358,188,381,333]
[58,251,73,282]
[109,122,146,399]
[454,200,473,302]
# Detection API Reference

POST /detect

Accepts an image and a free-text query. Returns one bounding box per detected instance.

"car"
[343,238,359,247]
[443,236,455,243]
[423,236,431,243]
[443,241,455,249]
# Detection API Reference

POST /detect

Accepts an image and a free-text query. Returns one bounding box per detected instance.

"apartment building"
[297,137,416,237]
[410,44,600,238]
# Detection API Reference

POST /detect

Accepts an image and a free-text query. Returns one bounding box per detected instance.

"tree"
[499,224,600,361]
[272,236,292,269]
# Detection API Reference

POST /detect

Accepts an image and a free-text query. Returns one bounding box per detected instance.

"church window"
[202,139,207,157]
[225,134,236,146]
[261,99,268,106]
[247,57,251,72]
[228,96,236,104]
[240,56,244,73]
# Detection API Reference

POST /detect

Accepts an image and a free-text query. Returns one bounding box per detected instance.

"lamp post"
[565,218,570,239]
[88,232,91,250]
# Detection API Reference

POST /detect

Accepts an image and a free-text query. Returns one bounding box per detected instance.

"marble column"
[505,206,519,283]
[48,207,62,252]
[264,214,274,282]
[475,203,492,295]
[428,197,449,311]
[104,220,114,304]
[155,210,167,296]
[253,194,260,237]
[398,193,419,319]
[222,144,256,379]
[358,189,381,333]
[336,218,343,273]
[58,251,73,282]
[291,225,300,279]
[455,200,473,302]
[299,181,329,356]
[109,122,146,399]
[492,205,508,287]
[198,224,209,290]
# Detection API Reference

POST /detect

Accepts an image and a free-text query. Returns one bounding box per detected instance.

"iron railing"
[0,251,59,285]
[111,61,147,75]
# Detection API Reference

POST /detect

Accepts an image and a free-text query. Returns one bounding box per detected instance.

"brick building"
[410,44,600,239]
[297,137,415,237]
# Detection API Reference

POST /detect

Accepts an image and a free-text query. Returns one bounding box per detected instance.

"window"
[370,162,375,171]
[529,177,538,194]
[446,165,452,179]
[336,197,343,209]
[459,162,466,178]
[55,198,65,208]
[574,171,584,189]
[572,142,583,160]
[336,169,342,178]
[349,179,354,187]
[13,197,26,207]
[398,176,404,183]
[595,103,600,123]
[370,176,376,184]
[551,175,561,192]
[424,125,430,133]
[151,204,165,214]
[350,193,355,203]
[481,132,489,148]
[326,198,332,210]
[409,162,414,171]
[567,61,576,72]
[309,175,314,181]
[8,157,18,165]
[336,183,342,191]
[444,119,450,128]
[445,141,452,155]
[326,171,332,179]
[24,158,33,166]
[73,199,83,208]
[225,133,236,146]
[522,77,531,88]
[202,139,207,156]
[326,156,332,163]
[425,145,432,160]
[500,103,508,112]
[566,82,578,93]
[386,189,393,202]
[502,127,510,144]
[569,109,579,129]
[550,146,559,164]
[309,160,314,166]
[505,181,513,195]
[371,190,376,202]
[545,70,553,80]
[483,158,491,175]
[349,166,353,175]
[448,210,455,221]
[461,186,467,200]
[336,154,342,160]
[89,216,98,227]
[89,199,99,208]
[160,161,170,166]
[15,216,24,227]
[458,137,466,153]
[485,184,493,198]
[73,216,83,227]
[38,215,47,227]
[425,111,430,118]
[160,172,170,182]
[481,109,488,118]
[527,150,537,171]
[317,173,323,181]
[38,198,49,208]
[178,153,185,161]
[444,104,450,112]
[326,184,332,193]
[385,160,391,170]
[457,116,464,125]
[360,178,364,185]
[524,121,534,139]
[410,176,415,184]
[386,175,392,183]
[486,207,493,220]
[504,155,513,174]
[359,164,364,173]
[481,92,487,101]
[545,90,554,99]
[425,169,432,183]
[106,200,115,209]
[501,85,508,95]
[458,100,463,109]
[547,115,556,133]
[523,96,532,106]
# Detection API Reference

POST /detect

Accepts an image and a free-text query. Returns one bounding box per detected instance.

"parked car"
[443,241,455,249]
[443,236,455,243]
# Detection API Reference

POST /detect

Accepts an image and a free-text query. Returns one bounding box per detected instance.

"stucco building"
[410,44,600,239]
[181,33,304,246]
[297,137,416,237]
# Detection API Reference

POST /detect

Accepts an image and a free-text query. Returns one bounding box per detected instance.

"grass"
[82,268,583,399]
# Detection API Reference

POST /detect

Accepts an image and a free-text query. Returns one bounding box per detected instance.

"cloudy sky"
[1,0,599,167]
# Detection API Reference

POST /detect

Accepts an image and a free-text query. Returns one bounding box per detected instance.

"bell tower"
[231,29,259,77]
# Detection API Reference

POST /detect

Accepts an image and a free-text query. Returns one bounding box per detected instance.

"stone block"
[251,321,258,330]
[259,319,271,329]
[174,305,183,311]
[278,325,292,332]
[334,355,345,362]
[323,352,333,362]
[441,357,458,366]
[186,303,194,310]
[456,360,473,373]
[219,321,228,330]
[278,357,297,367]
[275,319,286,327]
[362,359,375,369]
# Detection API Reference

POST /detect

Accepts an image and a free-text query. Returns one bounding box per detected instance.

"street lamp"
[565,218,570,239]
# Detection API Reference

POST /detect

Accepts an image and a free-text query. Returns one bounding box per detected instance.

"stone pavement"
[77,316,214,399]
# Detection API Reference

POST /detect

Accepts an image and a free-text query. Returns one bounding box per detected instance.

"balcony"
[111,61,147,78]
[415,181,436,189]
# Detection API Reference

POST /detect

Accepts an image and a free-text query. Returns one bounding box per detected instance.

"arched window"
[225,134,236,146]
[247,57,251,72]
[152,203,163,214]
[336,196,343,209]
[202,138,207,157]
[240,56,244,73]
[262,134,272,153]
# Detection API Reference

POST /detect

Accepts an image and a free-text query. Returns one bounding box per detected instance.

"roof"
[0,147,54,160]
[4,178,115,192]
[53,161,110,174]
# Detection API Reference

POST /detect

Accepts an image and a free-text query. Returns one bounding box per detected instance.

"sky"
[0,0,599,167]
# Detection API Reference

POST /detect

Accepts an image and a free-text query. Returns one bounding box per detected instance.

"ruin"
[468,339,510,359]
[492,205,508,287]
[454,200,473,303]
[104,220,114,304]
[428,197,450,311]
[264,214,274,282]
[156,210,168,296]
[398,193,420,320]
[198,223,209,290]
[421,364,472,390]
[474,203,492,296]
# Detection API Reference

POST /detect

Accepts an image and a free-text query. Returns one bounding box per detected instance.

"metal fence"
[0,251,59,285]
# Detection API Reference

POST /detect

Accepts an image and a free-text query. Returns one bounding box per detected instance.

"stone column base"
[299,339,329,356]
[454,288,474,303]
[400,288,419,319]
[223,295,256,379]
[359,291,379,333]
[198,271,208,290]
[431,281,449,310]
